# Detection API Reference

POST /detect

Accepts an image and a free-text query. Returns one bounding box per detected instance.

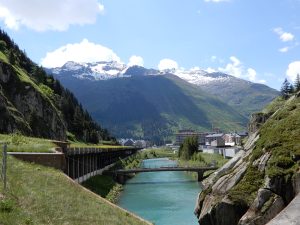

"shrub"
[0,198,15,212]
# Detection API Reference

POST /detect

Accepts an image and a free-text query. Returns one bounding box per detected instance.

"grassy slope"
[199,75,279,118]
[0,133,129,152]
[228,94,300,206]
[0,133,55,152]
[0,155,148,225]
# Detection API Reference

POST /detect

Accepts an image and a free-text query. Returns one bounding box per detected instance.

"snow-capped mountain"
[173,69,231,86]
[48,60,233,85]
[47,61,279,141]
[47,61,279,118]
[49,61,129,80]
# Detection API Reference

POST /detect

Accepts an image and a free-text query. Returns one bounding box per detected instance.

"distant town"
[118,129,248,159]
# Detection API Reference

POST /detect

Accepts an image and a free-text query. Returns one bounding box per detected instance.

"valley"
[0,2,299,224]
[47,62,278,143]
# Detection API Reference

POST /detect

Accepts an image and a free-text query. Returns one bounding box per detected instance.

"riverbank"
[82,152,147,203]
[82,148,226,204]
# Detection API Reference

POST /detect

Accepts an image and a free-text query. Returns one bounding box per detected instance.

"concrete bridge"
[114,166,218,184]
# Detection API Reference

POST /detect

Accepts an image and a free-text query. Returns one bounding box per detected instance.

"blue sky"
[0,0,300,90]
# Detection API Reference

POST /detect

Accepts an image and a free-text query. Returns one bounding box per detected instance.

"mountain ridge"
[47,61,279,119]
[49,67,250,143]
[0,30,113,143]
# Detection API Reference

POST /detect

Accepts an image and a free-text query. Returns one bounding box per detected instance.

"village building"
[175,129,214,145]
[223,133,241,146]
[205,133,224,146]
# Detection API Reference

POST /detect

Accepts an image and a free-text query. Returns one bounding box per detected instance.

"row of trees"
[280,74,300,99]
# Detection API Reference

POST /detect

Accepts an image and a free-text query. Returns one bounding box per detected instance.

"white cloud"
[273,27,295,42]
[217,56,265,83]
[247,68,257,82]
[158,58,178,71]
[206,67,217,73]
[41,39,121,68]
[211,56,217,62]
[191,66,200,71]
[0,0,104,31]
[128,55,144,67]
[218,56,243,77]
[204,0,230,2]
[286,61,300,81]
[279,47,290,53]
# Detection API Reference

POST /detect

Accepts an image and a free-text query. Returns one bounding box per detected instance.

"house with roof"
[223,133,241,146]
[237,131,248,139]
[175,129,215,145]
[205,133,224,146]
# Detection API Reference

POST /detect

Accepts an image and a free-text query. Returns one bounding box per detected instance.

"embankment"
[195,94,300,225]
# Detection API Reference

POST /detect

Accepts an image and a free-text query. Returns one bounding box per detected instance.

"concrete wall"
[8,152,66,170]
[224,148,240,158]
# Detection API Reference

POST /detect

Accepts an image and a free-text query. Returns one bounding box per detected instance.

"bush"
[0,198,15,212]
[11,132,27,145]
[272,156,294,169]
[178,136,198,160]
[191,153,205,162]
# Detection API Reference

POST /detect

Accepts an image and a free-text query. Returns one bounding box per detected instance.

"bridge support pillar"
[116,174,125,184]
[197,171,204,182]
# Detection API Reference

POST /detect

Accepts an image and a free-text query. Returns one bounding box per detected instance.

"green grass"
[178,152,229,168]
[0,133,55,152]
[82,175,123,203]
[69,142,132,149]
[227,94,300,207]
[0,51,8,63]
[251,95,300,178]
[143,148,177,158]
[0,155,148,225]
[82,153,148,204]
[228,166,264,207]
[262,97,285,115]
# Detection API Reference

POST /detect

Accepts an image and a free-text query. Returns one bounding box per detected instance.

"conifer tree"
[288,83,294,94]
[280,79,291,99]
[294,74,300,92]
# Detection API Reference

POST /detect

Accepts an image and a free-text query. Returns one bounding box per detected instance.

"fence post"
[2,144,7,192]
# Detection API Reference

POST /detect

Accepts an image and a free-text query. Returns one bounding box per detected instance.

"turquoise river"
[118,158,201,225]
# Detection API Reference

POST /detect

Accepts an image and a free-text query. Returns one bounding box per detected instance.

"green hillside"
[0,152,148,225]
[196,92,300,225]
[199,74,279,118]
[0,30,113,143]
[56,73,248,143]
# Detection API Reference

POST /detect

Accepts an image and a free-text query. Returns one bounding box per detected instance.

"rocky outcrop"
[248,113,269,134]
[0,61,66,139]
[195,94,300,225]
[239,189,285,225]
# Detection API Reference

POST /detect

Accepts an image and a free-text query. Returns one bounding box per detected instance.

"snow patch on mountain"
[173,69,231,85]
[48,61,233,85]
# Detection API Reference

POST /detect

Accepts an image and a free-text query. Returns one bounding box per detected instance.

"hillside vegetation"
[195,92,300,225]
[53,72,248,143]
[0,154,148,225]
[0,30,113,143]
[198,73,279,118]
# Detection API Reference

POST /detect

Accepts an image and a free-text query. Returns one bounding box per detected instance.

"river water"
[118,158,201,225]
